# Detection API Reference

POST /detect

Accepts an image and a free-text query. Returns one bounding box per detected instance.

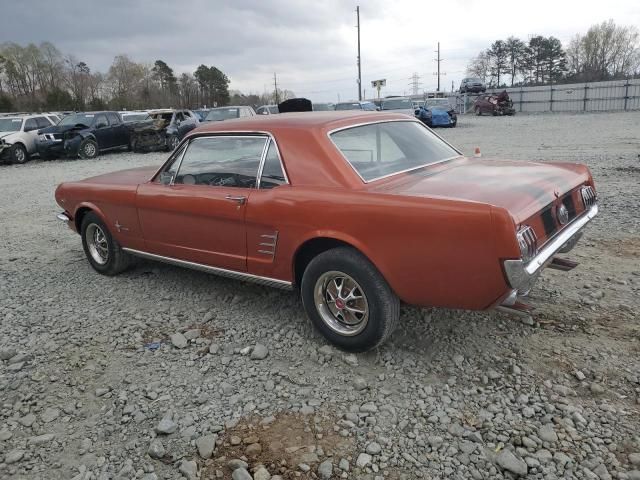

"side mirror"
[159,171,174,185]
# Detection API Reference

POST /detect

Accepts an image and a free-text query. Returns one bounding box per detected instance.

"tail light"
[516,226,538,263]
[580,186,597,208]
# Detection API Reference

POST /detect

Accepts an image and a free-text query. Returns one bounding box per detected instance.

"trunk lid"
[368,157,590,224]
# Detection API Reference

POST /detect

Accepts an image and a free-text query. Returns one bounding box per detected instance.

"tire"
[166,135,179,151]
[80,212,132,276]
[475,106,481,116]
[79,139,99,159]
[300,247,399,352]
[10,144,29,164]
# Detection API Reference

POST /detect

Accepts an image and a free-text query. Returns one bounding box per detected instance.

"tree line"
[0,42,293,113]
[467,20,640,88]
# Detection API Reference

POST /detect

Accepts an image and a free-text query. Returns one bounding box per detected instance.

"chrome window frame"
[327,119,463,184]
[150,131,290,189]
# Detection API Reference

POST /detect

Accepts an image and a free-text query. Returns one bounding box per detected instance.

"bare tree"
[466,50,491,84]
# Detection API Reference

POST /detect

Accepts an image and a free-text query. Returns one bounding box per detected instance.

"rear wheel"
[166,135,179,151]
[81,212,132,275]
[10,144,29,164]
[79,139,99,159]
[301,247,399,352]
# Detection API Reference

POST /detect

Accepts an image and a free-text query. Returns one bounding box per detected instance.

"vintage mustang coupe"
[55,112,598,351]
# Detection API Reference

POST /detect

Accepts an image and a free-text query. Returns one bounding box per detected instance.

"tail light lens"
[580,186,597,209]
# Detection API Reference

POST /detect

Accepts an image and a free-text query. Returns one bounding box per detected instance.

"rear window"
[330,121,460,182]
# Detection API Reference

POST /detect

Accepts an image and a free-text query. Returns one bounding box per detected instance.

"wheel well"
[293,237,355,287]
[74,207,93,232]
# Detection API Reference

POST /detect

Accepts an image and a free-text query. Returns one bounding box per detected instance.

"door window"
[174,136,267,188]
[94,114,108,128]
[35,117,51,129]
[259,141,287,189]
[106,112,120,125]
[24,118,38,132]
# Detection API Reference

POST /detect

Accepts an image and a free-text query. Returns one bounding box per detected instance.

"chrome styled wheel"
[13,146,26,163]
[83,142,96,157]
[85,223,109,265]
[313,271,369,336]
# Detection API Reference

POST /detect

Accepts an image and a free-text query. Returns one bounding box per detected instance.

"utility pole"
[273,72,279,104]
[434,42,443,92]
[409,72,422,96]
[356,6,362,101]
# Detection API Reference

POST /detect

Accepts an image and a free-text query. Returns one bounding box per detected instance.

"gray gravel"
[1,111,639,479]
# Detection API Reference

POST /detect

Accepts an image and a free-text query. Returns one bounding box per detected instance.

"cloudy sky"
[4,0,639,102]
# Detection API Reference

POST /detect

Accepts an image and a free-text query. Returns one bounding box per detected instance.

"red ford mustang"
[55,112,598,351]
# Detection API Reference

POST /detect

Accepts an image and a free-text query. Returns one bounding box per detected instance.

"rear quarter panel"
[246,187,510,310]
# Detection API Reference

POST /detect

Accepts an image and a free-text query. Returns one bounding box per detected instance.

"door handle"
[225,195,247,205]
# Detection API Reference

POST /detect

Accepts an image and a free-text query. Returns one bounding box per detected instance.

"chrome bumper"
[503,203,598,291]
[56,212,70,223]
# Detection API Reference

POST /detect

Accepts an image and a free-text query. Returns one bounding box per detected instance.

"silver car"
[0,114,55,164]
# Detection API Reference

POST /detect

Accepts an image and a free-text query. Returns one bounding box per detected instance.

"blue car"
[415,99,457,128]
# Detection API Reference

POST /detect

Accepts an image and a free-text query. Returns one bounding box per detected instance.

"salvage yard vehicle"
[415,99,457,128]
[120,112,151,123]
[37,111,130,159]
[334,101,378,111]
[55,112,598,352]
[129,109,199,152]
[380,97,415,116]
[459,77,487,93]
[0,114,55,163]
[474,91,516,116]
[256,105,279,115]
[204,106,256,121]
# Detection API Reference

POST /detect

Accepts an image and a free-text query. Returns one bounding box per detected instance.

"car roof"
[210,106,248,109]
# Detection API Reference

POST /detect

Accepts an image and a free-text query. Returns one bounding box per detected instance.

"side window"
[259,141,287,189]
[106,112,120,125]
[239,108,249,118]
[175,112,185,122]
[94,114,108,128]
[35,117,51,129]
[156,143,188,184]
[24,118,38,132]
[183,110,192,118]
[175,136,267,188]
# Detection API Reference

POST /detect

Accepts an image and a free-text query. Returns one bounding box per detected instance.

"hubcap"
[314,271,369,336]
[86,223,109,265]
[84,143,96,157]
[15,148,25,162]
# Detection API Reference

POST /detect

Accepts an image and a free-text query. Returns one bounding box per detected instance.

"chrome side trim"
[326,119,464,184]
[257,231,279,259]
[503,203,598,289]
[122,248,293,290]
[56,212,70,222]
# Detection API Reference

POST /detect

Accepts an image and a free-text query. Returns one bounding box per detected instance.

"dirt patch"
[600,237,640,258]
[200,412,355,479]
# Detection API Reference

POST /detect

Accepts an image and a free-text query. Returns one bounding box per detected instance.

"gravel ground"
[1,111,639,480]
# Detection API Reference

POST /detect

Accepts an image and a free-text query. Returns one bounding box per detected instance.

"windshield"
[381,99,413,110]
[468,78,482,83]
[330,120,460,182]
[335,103,361,111]
[425,99,452,109]
[205,108,240,121]
[0,118,23,132]
[58,113,95,126]
[122,113,150,122]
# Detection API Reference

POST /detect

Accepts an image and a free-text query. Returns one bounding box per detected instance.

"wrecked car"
[0,115,55,164]
[129,109,199,152]
[37,112,131,159]
[203,106,256,122]
[415,99,458,128]
[474,91,516,116]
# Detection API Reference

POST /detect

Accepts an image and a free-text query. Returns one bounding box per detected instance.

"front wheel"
[475,106,481,116]
[81,212,132,275]
[79,139,99,159]
[10,144,29,164]
[301,247,399,352]
[166,135,179,151]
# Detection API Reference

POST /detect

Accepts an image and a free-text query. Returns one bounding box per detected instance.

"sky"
[2,0,639,103]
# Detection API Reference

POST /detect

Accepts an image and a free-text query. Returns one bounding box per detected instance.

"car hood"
[0,132,19,141]
[38,124,90,134]
[80,166,159,186]
[369,157,591,223]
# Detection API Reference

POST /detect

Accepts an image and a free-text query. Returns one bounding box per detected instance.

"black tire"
[81,212,132,276]
[166,135,179,151]
[79,139,99,159]
[300,247,399,352]
[475,106,481,116]
[10,144,29,164]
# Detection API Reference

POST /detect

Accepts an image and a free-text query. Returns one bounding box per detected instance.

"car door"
[106,112,128,146]
[93,113,114,149]
[136,134,268,271]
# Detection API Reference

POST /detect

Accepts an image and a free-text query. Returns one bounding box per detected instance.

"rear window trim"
[327,119,463,184]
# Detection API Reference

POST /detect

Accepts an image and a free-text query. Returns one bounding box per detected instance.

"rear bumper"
[503,203,598,293]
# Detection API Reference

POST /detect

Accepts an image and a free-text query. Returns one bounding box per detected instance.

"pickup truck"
[37,111,131,159]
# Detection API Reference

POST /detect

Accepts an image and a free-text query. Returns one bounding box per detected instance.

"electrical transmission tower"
[408,72,422,96]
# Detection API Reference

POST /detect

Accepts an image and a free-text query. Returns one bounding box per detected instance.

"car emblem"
[557,204,569,225]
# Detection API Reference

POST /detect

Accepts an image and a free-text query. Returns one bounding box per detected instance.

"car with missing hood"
[37,111,131,159]
[0,114,56,164]
[129,109,200,152]
[54,111,598,352]
[415,98,458,128]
